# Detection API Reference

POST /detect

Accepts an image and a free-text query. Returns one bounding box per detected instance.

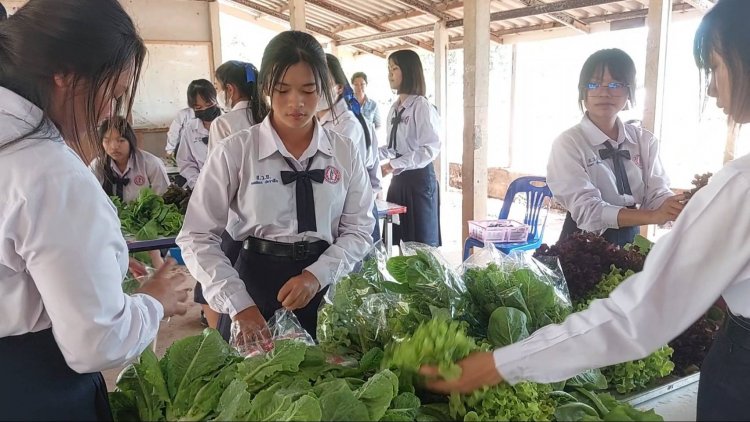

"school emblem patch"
[324,166,341,184]
[133,175,146,186]
[632,155,642,168]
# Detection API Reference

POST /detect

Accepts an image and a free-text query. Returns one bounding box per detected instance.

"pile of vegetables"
[112,188,184,240]
[115,244,670,421]
[162,184,192,214]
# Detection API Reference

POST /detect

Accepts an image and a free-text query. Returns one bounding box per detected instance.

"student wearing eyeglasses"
[547,48,684,247]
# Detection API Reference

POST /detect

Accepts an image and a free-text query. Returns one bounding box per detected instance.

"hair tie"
[245,63,257,84]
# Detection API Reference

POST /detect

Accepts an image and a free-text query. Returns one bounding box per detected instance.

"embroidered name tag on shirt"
[632,154,643,168]
[252,174,279,185]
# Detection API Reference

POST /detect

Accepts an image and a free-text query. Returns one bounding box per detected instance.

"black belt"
[242,236,329,261]
[726,312,750,350]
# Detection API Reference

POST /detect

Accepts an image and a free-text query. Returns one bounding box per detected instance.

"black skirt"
[697,313,750,421]
[0,328,113,421]
[386,162,441,247]
[216,240,328,341]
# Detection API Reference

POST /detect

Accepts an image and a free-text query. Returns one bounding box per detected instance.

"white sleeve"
[389,100,440,171]
[640,132,674,210]
[366,126,382,193]
[175,140,254,317]
[145,154,170,196]
[208,118,231,153]
[494,166,750,384]
[166,113,186,153]
[305,144,375,288]
[16,170,163,373]
[176,134,201,189]
[547,134,621,232]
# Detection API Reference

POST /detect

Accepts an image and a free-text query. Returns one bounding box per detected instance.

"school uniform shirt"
[177,117,210,189]
[176,116,375,318]
[382,95,441,175]
[166,107,194,154]
[547,114,674,233]
[0,87,163,373]
[494,152,750,384]
[365,121,382,193]
[89,149,170,203]
[208,100,255,152]
[319,99,367,168]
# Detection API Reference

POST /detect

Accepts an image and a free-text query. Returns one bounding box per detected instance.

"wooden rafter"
[682,0,714,13]
[515,0,590,33]
[305,0,433,51]
[339,0,620,45]
[581,2,692,24]
[230,0,386,57]
[393,0,454,21]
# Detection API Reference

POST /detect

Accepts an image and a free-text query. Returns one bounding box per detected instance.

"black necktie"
[599,141,632,195]
[280,156,325,233]
[201,136,209,145]
[112,175,130,201]
[388,107,406,153]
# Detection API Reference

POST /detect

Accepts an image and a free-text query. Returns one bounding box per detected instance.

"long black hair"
[326,53,372,148]
[259,31,333,118]
[215,60,269,125]
[0,3,7,20]
[98,117,138,197]
[694,0,750,123]
[0,0,145,159]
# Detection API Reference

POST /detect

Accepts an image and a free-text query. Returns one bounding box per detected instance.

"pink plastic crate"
[468,219,530,243]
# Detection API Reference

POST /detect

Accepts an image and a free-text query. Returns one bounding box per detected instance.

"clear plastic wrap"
[230,308,314,358]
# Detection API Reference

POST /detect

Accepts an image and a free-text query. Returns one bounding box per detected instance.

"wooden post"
[209,1,223,69]
[434,21,449,196]
[462,0,491,242]
[289,0,306,31]
[641,0,672,238]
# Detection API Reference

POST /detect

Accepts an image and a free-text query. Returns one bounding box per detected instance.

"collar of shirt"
[580,113,636,147]
[392,94,419,114]
[189,117,210,137]
[257,115,334,164]
[109,156,134,177]
[0,87,62,147]
[232,100,250,111]
[318,99,349,128]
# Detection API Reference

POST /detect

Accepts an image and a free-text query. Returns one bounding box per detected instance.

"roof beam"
[393,0,454,21]
[682,0,714,13]
[581,2,692,24]
[515,0,590,33]
[305,0,433,51]
[230,0,386,57]
[339,0,620,45]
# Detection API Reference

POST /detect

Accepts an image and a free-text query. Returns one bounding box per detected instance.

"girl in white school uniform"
[320,53,382,242]
[381,49,441,247]
[208,60,269,151]
[548,48,684,247]
[176,79,222,189]
[177,31,375,342]
[426,3,750,420]
[0,0,188,419]
[165,107,194,157]
[90,117,169,203]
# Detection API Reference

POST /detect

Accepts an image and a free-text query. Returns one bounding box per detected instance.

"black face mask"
[195,105,221,122]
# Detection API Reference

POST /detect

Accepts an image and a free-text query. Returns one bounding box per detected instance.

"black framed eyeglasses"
[587,82,629,90]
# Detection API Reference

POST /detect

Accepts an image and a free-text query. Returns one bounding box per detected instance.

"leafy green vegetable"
[383,317,477,382]
[354,369,399,421]
[121,276,140,295]
[112,348,170,421]
[112,188,184,240]
[487,306,529,347]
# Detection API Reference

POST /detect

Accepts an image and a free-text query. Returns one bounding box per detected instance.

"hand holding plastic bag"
[230,308,313,358]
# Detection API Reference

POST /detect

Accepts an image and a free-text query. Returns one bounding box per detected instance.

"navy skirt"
[216,241,328,341]
[386,162,441,247]
[0,329,112,421]
[697,313,750,420]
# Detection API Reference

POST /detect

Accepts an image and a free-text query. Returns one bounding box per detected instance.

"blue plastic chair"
[463,176,552,260]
